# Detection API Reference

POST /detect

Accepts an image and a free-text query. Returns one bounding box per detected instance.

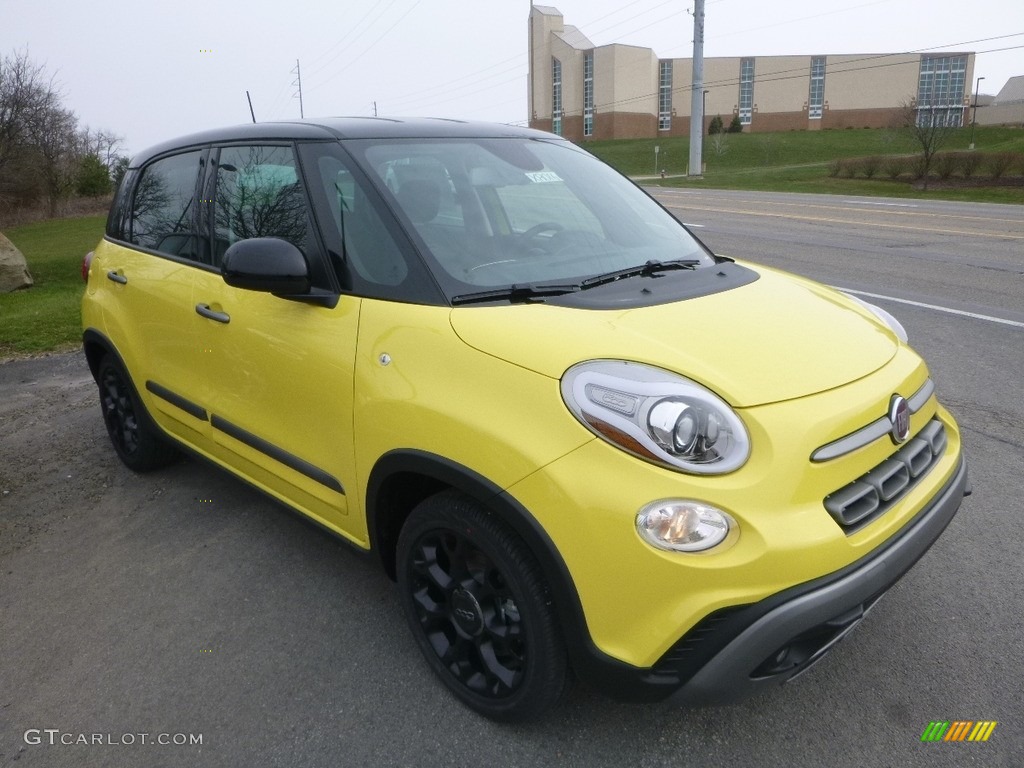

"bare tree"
[1,51,58,207]
[1,50,121,215]
[79,126,125,171]
[896,99,960,191]
[25,102,80,216]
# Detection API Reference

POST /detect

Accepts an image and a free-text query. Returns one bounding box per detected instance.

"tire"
[397,490,568,722]
[96,354,177,472]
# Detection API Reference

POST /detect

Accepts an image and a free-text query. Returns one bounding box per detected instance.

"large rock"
[0,231,33,292]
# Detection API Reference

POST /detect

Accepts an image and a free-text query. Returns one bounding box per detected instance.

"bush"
[727,115,744,134]
[884,157,907,179]
[708,132,729,156]
[986,152,1019,179]
[933,152,959,180]
[708,115,724,135]
[909,155,928,180]
[860,156,881,179]
[827,160,841,178]
[75,154,112,197]
[960,151,982,179]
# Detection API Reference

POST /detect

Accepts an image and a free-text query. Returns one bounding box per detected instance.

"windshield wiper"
[451,282,582,306]
[580,259,700,290]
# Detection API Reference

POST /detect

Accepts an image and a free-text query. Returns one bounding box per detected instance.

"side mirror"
[221,237,311,295]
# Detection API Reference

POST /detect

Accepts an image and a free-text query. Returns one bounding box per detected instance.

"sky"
[5,0,1023,157]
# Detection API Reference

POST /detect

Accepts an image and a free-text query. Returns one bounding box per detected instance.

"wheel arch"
[366,449,596,669]
[83,328,119,382]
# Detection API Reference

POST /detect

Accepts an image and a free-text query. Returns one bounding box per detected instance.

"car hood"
[449,265,900,408]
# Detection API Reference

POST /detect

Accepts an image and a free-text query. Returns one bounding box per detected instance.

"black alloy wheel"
[97,355,176,472]
[397,490,567,721]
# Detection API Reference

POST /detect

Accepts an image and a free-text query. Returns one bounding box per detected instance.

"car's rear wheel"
[397,490,568,721]
[97,354,177,472]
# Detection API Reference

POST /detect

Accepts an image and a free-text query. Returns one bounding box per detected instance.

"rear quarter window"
[128,150,205,260]
[105,168,136,240]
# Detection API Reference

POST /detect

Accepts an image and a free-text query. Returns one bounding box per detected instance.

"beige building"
[976,76,1024,126]
[528,5,977,141]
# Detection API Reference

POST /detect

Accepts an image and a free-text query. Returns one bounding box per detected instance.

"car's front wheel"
[97,354,177,472]
[397,490,568,721]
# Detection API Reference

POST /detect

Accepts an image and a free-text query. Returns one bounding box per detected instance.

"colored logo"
[921,721,997,742]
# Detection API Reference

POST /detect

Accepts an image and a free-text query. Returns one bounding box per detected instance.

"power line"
[384,59,528,111]
[583,0,680,41]
[707,0,896,43]
[575,0,665,31]
[304,0,402,79]
[381,3,680,117]
[382,52,526,106]
[331,0,423,80]
[391,69,529,113]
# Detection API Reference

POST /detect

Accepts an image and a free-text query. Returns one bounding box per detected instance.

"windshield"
[347,138,714,291]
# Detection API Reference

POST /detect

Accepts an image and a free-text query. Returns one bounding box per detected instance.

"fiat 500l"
[82,118,969,721]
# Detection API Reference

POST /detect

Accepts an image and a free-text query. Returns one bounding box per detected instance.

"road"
[1,190,1022,767]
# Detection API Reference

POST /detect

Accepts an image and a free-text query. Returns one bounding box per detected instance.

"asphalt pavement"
[1,190,1021,767]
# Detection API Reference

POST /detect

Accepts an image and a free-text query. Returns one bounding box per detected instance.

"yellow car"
[82,119,969,721]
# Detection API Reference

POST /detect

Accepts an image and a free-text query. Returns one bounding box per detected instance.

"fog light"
[636,500,733,552]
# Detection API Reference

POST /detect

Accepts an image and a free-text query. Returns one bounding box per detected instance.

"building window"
[917,55,967,127]
[583,53,594,137]
[552,57,562,136]
[659,60,672,131]
[808,57,825,119]
[739,58,754,125]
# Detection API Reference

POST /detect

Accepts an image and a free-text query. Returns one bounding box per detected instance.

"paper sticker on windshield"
[525,171,562,184]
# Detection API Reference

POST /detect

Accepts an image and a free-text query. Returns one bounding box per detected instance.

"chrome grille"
[824,419,946,532]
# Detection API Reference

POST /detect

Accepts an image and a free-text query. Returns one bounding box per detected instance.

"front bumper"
[639,454,969,705]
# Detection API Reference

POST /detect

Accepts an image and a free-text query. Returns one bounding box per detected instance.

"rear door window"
[212,145,309,266]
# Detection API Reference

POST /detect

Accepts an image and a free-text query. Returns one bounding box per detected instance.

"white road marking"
[843,200,920,208]
[836,287,1024,329]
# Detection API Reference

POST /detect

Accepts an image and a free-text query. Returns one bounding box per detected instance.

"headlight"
[560,360,750,474]
[843,293,908,343]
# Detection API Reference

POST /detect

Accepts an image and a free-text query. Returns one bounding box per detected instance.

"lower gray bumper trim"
[670,455,968,706]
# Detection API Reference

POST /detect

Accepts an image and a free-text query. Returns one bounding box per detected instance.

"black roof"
[130,117,558,167]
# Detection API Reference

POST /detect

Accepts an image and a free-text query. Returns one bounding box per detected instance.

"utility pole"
[292,59,305,118]
[688,0,705,177]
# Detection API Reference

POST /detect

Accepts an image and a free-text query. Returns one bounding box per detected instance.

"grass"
[0,215,105,357]
[587,125,1024,204]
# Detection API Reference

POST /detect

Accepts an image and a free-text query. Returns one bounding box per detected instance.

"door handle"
[106,270,128,284]
[195,303,230,324]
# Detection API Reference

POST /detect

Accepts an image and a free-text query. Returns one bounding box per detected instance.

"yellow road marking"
[662,203,1024,240]
[655,192,1024,227]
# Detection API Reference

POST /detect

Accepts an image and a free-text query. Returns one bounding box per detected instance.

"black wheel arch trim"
[82,329,167,442]
[364,448,680,700]
[83,328,120,381]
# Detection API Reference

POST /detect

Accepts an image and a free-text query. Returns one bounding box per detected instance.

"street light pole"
[970,75,985,150]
